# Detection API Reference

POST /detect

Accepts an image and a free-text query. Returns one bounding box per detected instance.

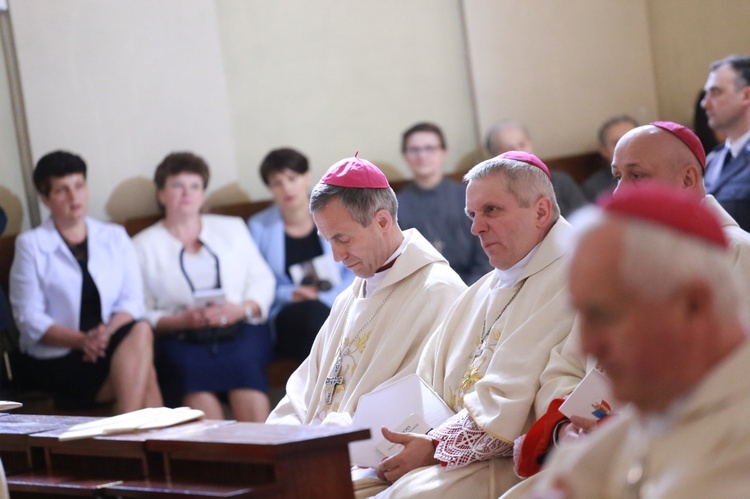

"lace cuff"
[429,409,513,470]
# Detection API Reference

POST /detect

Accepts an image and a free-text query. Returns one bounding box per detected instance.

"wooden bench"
[1,150,600,292]
[0,150,600,414]
[0,200,290,414]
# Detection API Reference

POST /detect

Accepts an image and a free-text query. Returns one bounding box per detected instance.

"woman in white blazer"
[133,152,275,422]
[9,151,162,413]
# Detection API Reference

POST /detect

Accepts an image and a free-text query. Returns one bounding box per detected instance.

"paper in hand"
[559,369,622,421]
[374,413,431,458]
[349,374,454,468]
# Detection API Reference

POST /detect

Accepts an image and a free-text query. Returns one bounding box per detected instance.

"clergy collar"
[363,231,410,298]
[489,243,541,290]
[726,128,750,158]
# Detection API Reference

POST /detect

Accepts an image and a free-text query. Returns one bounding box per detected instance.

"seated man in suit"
[702,54,750,231]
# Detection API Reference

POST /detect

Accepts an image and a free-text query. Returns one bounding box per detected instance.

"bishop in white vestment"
[529,183,750,498]
[509,122,750,489]
[267,154,466,426]
[366,152,579,498]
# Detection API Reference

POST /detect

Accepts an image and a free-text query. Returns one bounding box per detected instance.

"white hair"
[568,206,741,320]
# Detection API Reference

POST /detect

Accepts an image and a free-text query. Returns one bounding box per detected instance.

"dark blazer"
[706,140,750,232]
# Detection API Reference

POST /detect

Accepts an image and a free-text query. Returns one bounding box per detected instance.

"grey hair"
[464,157,560,223]
[484,119,529,156]
[597,115,639,146]
[569,206,741,320]
[309,183,398,227]
[709,54,750,91]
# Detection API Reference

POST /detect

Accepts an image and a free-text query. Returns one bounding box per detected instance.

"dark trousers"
[273,300,331,363]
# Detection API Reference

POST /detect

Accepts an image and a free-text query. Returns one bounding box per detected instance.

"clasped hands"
[82,324,110,363]
[375,427,439,483]
[181,302,245,329]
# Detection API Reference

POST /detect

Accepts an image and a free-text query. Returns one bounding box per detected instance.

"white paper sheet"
[559,369,622,421]
[349,374,454,468]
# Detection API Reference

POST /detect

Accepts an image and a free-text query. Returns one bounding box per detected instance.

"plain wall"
[215,0,478,201]
[1,0,748,231]
[9,0,238,223]
[463,0,659,158]
[0,24,28,235]
[646,0,750,126]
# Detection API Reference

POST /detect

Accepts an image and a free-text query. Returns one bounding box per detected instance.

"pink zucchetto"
[498,151,552,180]
[320,152,390,189]
[650,121,707,172]
[598,183,727,249]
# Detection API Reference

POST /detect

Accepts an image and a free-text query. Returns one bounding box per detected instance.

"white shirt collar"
[726,128,750,158]
[363,231,410,298]
[489,243,541,290]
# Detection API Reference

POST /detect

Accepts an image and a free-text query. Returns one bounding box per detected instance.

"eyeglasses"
[404,145,443,156]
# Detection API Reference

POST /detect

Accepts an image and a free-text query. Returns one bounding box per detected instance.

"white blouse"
[133,214,276,327]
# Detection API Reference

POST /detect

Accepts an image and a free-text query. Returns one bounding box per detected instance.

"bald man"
[610,121,750,286]
[506,122,750,492]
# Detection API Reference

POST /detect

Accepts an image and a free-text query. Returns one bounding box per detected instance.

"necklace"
[323,283,399,405]
[471,280,525,362]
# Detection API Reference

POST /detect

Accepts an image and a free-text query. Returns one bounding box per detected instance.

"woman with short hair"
[9,150,162,413]
[134,151,275,421]
[249,148,353,362]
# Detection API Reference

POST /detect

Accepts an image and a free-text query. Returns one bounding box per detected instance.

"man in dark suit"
[702,54,750,231]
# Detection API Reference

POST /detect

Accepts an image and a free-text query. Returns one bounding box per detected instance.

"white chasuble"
[527,341,750,499]
[267,229,466,426]
[374,219,578,499]
[449,285,521,413]
[314,294,383,423]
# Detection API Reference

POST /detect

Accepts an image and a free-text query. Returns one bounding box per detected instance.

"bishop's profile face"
[465,173,543,271]
[570,222,696,413]
[313,197,391,279]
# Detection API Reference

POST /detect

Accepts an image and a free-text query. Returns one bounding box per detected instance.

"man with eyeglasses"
[397,122,491,284]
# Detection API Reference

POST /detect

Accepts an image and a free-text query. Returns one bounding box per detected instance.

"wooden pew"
[0,414,369,498]
[1,150,600,292]
[0,150,600,412]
